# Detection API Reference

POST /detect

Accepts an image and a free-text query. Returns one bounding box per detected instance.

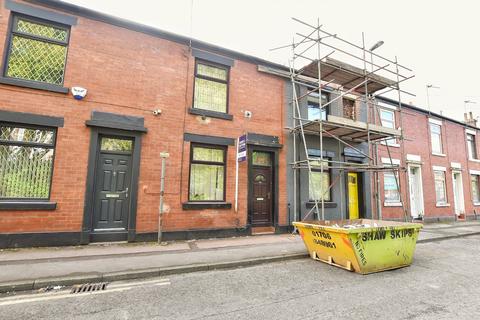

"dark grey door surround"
[82,111,146,244]
[246,133,282,229]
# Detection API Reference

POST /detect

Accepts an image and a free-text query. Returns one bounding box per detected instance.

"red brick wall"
[0,1,287,234]
[378,105,479,221]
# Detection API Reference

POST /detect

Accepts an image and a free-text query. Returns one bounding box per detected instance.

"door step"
[251,226,275,235]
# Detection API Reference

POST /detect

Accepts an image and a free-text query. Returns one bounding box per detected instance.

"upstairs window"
[380,109,396,146]
[4,15,70,86]
[380,109,395,128]
[467,133,477,160]
[193,60,229,113]
[430,122,443,154]
[307,92,329,121]
[189,144,226,201]
[0,123,56,200]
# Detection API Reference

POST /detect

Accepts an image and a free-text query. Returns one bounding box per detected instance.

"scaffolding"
[271,18,415,223]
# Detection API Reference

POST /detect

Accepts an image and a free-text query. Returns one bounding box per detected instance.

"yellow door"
[348,172,359,219]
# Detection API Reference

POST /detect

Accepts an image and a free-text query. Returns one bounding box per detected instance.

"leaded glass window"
[0,124,56,199]
[100,137,133,153]
[252,152,271,167]
[189,144,226,201]
[4,15,70,85]
[193,60,229,113]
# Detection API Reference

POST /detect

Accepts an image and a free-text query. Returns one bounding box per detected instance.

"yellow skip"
[294,219,423,274]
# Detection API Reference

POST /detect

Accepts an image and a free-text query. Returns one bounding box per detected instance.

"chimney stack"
[464,112,478,127]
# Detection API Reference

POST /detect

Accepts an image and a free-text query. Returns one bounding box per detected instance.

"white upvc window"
[430,122,443,154]
[434,170,447,205]
[380,109,397,146]
[384,172,400,203]
[467,132,477,160]
[471,174,480,204]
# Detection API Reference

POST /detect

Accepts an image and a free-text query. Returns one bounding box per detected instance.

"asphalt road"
[1,235,479,320]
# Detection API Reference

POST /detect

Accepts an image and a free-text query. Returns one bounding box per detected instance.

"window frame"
[0,121,58,201]
[433,170,447,205]
[99,135,134,155]
[379,108,398,146]
[467,133,477,160]
[383,171,401,204]
[188,143,227,202]
[308,158,332,202]
[430,122,443,154]
[2,13,71,88]
[471,174,480,204]
[192,59,230,115]
[380,109,395,128]
[307,92,329,121]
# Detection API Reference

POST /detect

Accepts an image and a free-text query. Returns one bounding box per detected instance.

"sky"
[65,0,480,122]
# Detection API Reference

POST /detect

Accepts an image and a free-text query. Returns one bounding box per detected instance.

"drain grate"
[71,282,108,294]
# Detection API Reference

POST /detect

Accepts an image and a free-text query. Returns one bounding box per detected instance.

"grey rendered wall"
[285,81,372,223]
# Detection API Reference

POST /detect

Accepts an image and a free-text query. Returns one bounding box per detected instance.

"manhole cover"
[71,282,108,294]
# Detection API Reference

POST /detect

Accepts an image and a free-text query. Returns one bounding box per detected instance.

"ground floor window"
[189,144,226,201]
[471,174,480,203]
[384,172,400,203]
[309,159,331,201]
[0,123,56,199]
[434,170,447,205]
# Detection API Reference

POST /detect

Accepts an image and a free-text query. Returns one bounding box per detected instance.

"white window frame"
[381,157,402,206]
[383,171,401,206]
[471,174,480,205]
[433,169,448,206]
[379,109,399,147]
[466,130,479,161]
[429,120,444,156]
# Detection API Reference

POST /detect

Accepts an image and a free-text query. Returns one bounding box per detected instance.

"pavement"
[1,220,480,294]
[1,235,480,319]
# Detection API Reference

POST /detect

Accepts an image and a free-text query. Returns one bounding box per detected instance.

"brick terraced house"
[0,0,478,249]
[375,97,480,222]
[0,0,288,247]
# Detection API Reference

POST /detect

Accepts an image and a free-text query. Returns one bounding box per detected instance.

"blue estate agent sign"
[237,135,247,162]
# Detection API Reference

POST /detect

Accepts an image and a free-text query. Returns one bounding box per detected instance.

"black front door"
[251,151,273,226]
[92,136,133,233]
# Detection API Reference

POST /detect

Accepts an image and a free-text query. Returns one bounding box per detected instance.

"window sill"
[469,158,480,163]
[380,142,400,148]
[432,152,446,157]
[188,108,233,121]
[306,201,337,208]
[0,201,57,211]
[473,202,480,206]
[182,202,232,210]
[436,203,450,207]
[384,202,402,207]
[0,77,69,94]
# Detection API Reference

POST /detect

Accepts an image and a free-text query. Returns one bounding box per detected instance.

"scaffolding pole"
[274,18,414,223]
